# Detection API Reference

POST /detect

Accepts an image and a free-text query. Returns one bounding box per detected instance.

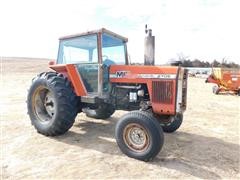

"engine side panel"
[109,65,179,115]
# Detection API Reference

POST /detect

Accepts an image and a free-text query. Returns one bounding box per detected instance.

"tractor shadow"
[52,115,240,179]
[53,115,119,155]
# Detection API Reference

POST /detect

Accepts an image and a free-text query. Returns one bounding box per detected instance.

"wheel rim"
[32,86,56,122]
[123,123,150,152]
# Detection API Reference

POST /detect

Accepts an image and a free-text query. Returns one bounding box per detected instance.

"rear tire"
[115,111,164,161]
[212,85,220,94]
[27,72,79,136]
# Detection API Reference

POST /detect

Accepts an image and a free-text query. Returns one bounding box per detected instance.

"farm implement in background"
[206,68,240,95]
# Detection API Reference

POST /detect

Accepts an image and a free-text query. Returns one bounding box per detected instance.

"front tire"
[84,103,115,119]
[160,113,183,133]
[115,111,164,161]
[27,72,79,136]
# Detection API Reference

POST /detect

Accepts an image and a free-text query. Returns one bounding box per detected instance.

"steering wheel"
[102,55,115,68]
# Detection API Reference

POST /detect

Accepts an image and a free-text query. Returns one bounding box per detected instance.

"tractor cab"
[56,28,128,95]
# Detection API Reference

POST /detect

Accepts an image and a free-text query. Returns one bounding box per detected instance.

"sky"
[0,0,239,64]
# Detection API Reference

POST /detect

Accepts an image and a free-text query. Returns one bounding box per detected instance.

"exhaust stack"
[144,25,155,65]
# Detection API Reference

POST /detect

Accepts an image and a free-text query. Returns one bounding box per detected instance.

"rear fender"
[49,64,87,96]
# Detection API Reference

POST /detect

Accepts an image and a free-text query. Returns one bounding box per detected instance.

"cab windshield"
[102,33,126,65]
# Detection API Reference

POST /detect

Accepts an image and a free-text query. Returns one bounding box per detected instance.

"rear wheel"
[115,111,164,161]
[27,72,79,136]
[212,85,220,94]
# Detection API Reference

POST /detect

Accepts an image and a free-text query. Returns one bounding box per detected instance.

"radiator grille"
[152,81,173,104]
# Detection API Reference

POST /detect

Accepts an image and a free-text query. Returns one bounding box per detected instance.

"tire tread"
[27,72,79,136]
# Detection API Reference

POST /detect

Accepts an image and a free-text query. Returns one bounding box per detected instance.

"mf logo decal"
[110,71,129,78]
[116,71,128,78]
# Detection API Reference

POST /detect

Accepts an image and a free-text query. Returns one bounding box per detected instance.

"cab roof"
[59,28,128,42]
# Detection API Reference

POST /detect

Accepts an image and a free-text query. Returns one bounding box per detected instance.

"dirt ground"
[1,58,240,179]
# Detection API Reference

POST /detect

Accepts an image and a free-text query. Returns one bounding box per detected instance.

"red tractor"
[27,28,188,161]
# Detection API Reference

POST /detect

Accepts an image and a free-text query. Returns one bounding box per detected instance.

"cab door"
[57,34,100,94]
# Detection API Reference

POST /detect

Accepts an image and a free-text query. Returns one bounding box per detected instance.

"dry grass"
[1,58,240,179]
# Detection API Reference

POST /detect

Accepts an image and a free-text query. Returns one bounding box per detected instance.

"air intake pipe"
[144,25,155,65]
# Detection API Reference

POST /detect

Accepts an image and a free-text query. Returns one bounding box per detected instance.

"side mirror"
[49,60,55,65]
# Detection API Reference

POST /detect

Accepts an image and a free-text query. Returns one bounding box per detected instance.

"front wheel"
[84,103,115,119]
[159,113,183,133]
[115,111,164,161]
